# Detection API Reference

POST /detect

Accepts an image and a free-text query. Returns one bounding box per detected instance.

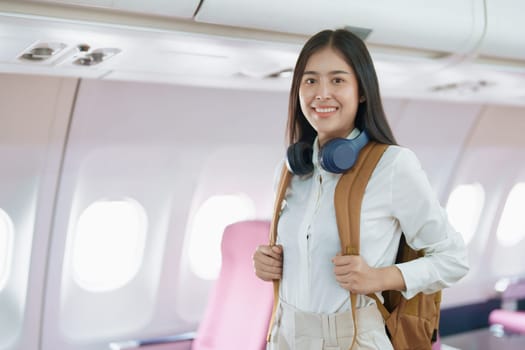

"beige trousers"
[267,300,393,350]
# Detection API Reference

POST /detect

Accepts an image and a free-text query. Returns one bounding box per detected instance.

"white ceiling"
[0,0,524,105]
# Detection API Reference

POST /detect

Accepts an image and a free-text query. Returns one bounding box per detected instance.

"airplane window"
[72,199,148,292]
[497,183,525,247]
[446,183,484,244]
[0,208,14,291]
[188,194,255,280]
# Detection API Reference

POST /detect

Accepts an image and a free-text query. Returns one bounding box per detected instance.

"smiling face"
[298,46,361,147]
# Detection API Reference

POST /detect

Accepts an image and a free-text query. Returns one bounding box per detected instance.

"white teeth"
[315,107,336,113]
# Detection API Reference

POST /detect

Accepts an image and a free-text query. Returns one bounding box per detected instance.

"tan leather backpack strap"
[335,142,373,254]
[349,143,388,246]
[367,293,390,320]
[266,165,292,342]
[335,142,373,350]
[269,165,291,246]
[346,293,357,350]
[334,142,389,350]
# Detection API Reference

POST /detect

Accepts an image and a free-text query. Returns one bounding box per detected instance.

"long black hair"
[286,29,397,146]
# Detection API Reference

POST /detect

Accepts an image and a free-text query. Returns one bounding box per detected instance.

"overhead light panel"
[430,80,492,94]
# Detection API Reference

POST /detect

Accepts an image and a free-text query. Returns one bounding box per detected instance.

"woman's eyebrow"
[330,70,351,75]
[303,70,351,75]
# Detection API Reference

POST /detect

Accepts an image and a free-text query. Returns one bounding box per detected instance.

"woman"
[253,29,469,349]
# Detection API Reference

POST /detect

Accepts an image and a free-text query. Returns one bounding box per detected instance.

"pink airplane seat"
[109,220,273,350]
[489,309,525,334]
[488,276,525,336]
[191,220,274,350]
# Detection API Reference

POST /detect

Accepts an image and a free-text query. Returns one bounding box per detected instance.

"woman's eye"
[303,78,316,85]
[333,78,344,84]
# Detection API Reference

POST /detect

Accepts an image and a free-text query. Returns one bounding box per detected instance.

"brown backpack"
[267,141,441,350]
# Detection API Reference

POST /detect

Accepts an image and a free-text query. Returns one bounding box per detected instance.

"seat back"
[192,220,273,350]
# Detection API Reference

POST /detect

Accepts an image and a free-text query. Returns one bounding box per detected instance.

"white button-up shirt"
[276,129,469,313]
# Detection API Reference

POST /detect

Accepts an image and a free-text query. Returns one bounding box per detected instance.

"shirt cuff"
[395,260,433,299]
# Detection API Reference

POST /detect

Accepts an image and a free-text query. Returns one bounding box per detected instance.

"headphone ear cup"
[319,139,357,173]
[319,130,369,173]
[286,142,314,175]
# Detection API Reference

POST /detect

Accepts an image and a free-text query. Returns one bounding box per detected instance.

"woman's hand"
[253,245,283,281]
[332,254,380,294]
[332,253,406,294]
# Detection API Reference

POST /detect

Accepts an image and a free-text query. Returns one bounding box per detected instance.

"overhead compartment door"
[28,0,201,18]
[478,0,525,62]
[195,0,485,55]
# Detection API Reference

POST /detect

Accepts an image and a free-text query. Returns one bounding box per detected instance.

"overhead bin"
[195,0,485,56]
[30,0,200,18]
[478,0,525,62]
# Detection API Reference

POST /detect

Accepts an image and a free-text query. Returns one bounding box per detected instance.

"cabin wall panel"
[389,100,481,202]
[442,105,525,307]
[0,73,77,350]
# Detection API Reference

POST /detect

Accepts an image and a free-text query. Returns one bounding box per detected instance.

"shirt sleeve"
[390,148,469,299]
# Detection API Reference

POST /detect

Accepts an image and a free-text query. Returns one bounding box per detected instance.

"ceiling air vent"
[73,48,121,66]
[18,43,67,62]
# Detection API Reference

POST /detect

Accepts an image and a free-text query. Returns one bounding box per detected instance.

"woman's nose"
[315,81,332,100]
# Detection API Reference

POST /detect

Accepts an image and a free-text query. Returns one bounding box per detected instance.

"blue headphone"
[286,130,369,175]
